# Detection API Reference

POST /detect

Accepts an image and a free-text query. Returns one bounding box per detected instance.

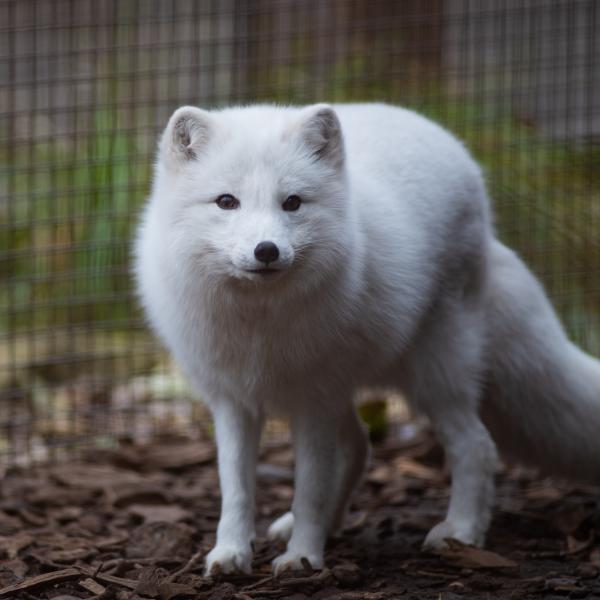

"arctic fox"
[134,103,600,575]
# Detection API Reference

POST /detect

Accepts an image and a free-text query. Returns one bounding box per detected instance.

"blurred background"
[1,0,599,467]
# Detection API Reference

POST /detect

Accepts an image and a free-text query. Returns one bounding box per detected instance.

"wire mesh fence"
[1,0,599,467]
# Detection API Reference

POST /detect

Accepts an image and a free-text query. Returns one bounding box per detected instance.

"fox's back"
[332,103,493,317]
[334,103,485,200]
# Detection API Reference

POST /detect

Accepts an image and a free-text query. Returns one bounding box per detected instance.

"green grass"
[1,109,151,334]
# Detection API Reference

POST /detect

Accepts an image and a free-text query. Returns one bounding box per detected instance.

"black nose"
[254,241,279,265]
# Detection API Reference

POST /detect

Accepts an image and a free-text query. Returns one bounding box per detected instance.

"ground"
[1,427,600,600]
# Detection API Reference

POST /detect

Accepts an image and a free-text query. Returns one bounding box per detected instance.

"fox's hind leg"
[421,401,497,548]
[329,405,370,532]
[268,405,369,545]
[267,511,295,544]
[408,303,498,549]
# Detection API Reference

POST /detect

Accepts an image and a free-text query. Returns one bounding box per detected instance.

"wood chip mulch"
[1,428,600,599]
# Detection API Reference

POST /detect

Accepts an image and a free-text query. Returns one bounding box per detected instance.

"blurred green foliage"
[1,110,151,334]
[2,51,599,363]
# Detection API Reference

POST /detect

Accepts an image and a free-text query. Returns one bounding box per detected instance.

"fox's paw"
[272,549,324,575]
[267,511,294,544]
[423,519,484,550]
[205,544,252,575]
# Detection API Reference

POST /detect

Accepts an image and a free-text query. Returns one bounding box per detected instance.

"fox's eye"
[215,194,240,210]
[282,194,302,212]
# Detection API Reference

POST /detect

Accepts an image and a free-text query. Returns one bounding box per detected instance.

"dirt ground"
[1,427,600,600]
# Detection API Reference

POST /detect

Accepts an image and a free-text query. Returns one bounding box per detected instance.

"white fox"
[134,103,600,575]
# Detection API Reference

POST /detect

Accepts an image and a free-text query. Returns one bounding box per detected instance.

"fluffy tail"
[482,241,600,481]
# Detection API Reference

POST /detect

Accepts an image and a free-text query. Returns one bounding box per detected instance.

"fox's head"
[150,104,351,291]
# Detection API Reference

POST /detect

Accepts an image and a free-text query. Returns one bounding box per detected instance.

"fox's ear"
[160,106,212,168]
[297,104,344,168]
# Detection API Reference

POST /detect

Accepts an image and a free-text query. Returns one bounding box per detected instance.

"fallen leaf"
[51,464,145,491]
[126,522,195,560]
[576,563,598,578]
[0,512,22,535]
[46,547,97,563]
[77,513,105,535]
[343,511,368,534]
[128,504,192,524]
[380,481,408,505]
[523,481,564,505]
[530,534,594,558]
[28,485,96,507]
[0,533,33,559]
[95,532,130,549]
[0,559,27,580]
[544,576,583,594]
[16,507,46,527]
[589,547,600,567]
[554,506,590,535]
[438,539,518,570]
[0,558,28,588]
[117,441,214,471]
[51,506,83,523]
[566,534,594,554]
[135,565,163,597]
[332,563,363,586]
[366,465,391,485]
[110,483,173,509]
[270,484,294,501]
[78,577,106,595]
[33,531,92,551]
[392,457,443,482]
[158,580,198,599]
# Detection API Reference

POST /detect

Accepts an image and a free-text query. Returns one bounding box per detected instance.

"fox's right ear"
[160,106,212,168]
[295,104,344,168]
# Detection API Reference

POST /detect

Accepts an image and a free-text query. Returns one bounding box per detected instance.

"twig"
[100,556,178,576]
[277,568,334,590]
[0,567,80,597]
[167,549,205,581]
[77,565,139,590]
[242,575,276,591]
[79,576,106,595]
[530,534,595,559]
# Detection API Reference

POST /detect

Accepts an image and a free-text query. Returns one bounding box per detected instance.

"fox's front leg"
[272,405,340,574]
[205,400,263,575]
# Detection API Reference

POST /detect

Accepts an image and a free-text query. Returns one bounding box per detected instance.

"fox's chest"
[207,308,328,376]
[195,301,371,400]
[167,276,412,407]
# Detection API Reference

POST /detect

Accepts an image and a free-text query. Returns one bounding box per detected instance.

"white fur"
[134,102,600,573]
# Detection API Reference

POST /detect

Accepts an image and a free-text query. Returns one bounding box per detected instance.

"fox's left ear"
[296,104,344,168]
